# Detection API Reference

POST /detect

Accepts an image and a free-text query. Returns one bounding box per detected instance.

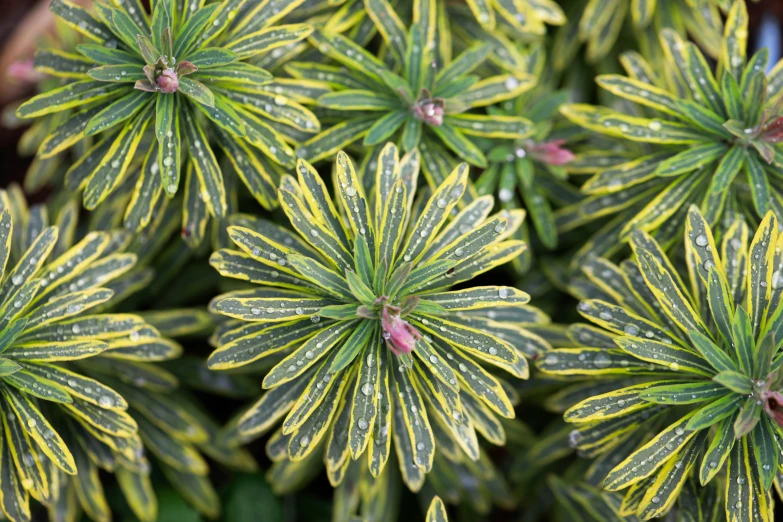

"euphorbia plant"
[294,0,535,169]
[16,0,317,246]
[558,0,783,265]
[477,44,584,254]
[539,205,783,520]
[0,191,177,522]
[0,185,258,522]
[208,143,549,492]
[552,0,726,69]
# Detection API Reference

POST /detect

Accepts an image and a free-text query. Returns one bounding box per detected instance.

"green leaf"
[391,361,434,476]
[265,322,356,390]
[411,315,521,377]
[181,105,225,218]
[708,145,745,193]
[596,74,682,116]
[640,381,728,405]
[210,294,336,323]
[299,118,376,163]
[76,44,142,65]
[654,143,727,177]
[83,105,154,210]
[603,412,699,490]
[426,497,448,522]
[33,48,93,78]
[686,394,744,431]
[318,90,400,111]
[4,369,72,403]
[6,340,107,362]
[562,104,705,144]
[637,432,707,519]
[444,114,533,139]
[688,331,738,373]
[721,0,748,78]
[178,77,215,107]
[237,377,308,438]
[616,336,715,376]
[186,48,238,69]
[173,4,220,57]
[307,30,387,86]
[2,388,76,474]
[699,414,736,485]
[347,335,381,458]
[732,395,761,437]
[191,62,273,85]
[345,270,375,305]
[0,359,20,376]
[225,24,313,59]
[16,81,123,118]
[436,43,490,86]
[565,381,661,422]
[136,35,160,66]
[713,370,752,394]
[330,321,376,374]
[730,307,754,374]
[364,111,408,146]
[452,74,534,108]
[84,90,151,136]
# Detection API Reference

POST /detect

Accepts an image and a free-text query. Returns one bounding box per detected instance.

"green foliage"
[4,0,783,521]
[558,0,783,268]
[554,0,727,68]
[298,0,535,167]
[539,205,783,520]
[209,143,549,492]
[0,186,257,522]
[17,0,316,247]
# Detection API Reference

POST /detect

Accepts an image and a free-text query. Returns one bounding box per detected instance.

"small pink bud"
[763,390,783,427]
[761,116,783,143]
[530,139,575,166]
[157,68,179,93]
[413,101,444,126]
[7,59,43,84]
[381,306,421,355]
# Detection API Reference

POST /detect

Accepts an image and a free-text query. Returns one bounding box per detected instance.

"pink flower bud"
[381,306,421,355]
[413,101,444,126]
[7,59,43,84]
[530,139,575,166]
[157,68,179,94]
[763,390,783,427]
[761,116,783,143]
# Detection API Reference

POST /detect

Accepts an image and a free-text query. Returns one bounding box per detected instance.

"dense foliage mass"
[2,0,782,520]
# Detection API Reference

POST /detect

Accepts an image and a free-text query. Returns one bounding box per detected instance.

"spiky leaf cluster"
[558,0,783,267]
[296,0,535,168]
[208,143,549,491]
[458,0,566,38]
[539,205,783,520]
[0,193,164,522]
[554,0,726,67]
[0,187,257,522]
[476,44,583,254]
[16,0,318,246]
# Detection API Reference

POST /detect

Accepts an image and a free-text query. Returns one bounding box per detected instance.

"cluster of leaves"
[558,0,783,267]
[17,0,317,246]
[208,144,550,495]
[8,0,783,520]
[0,184,258,522]
[539,206,783,520]
[552,0,729,69]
